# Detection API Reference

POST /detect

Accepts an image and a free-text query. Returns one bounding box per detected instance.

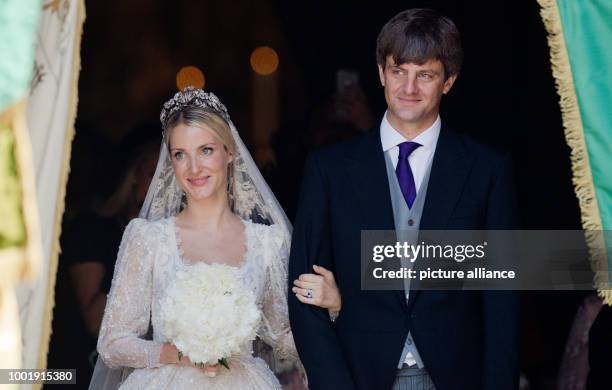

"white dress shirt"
[380,112,441,194]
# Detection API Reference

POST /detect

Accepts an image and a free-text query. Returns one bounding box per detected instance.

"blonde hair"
[163,106,236,156]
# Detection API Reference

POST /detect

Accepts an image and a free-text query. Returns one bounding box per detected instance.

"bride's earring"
[180,190,187,210]
[227,162,235,204]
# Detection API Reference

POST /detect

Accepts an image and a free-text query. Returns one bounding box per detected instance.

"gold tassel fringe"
[536,0,610,303]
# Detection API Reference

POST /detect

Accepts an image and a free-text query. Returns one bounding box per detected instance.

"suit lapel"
[407,128,474,313]
[420,128,473,230]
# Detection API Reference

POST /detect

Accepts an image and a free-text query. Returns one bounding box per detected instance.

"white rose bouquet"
[159,262,261,369]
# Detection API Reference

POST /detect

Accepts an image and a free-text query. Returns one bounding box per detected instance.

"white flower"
[159,263,261,364]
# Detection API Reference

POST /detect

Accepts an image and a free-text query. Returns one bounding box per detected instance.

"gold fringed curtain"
[537,0,612,301]
[14,1,85,387]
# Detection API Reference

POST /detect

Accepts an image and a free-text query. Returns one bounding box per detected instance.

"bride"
[89,87,341,389]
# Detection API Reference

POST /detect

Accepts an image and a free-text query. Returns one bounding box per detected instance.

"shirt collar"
[380,112,441,152]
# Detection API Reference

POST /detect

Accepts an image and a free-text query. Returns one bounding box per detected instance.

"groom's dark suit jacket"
[288,127,519,390]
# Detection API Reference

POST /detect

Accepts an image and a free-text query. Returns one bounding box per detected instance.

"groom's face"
[378,57,456,133]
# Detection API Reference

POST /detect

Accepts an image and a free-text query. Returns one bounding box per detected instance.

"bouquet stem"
[218,358,230,370]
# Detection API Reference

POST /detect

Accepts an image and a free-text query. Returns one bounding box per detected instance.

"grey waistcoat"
[384,150,434,369]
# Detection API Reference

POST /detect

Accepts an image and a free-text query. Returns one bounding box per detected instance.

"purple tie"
[396,141,422,209]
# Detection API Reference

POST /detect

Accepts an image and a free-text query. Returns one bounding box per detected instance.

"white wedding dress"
[96,216,298,389]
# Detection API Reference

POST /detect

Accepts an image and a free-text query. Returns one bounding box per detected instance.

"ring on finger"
[306,288,313,299]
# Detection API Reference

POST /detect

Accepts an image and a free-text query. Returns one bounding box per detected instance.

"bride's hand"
[198,363,220,377]
[182,358,220,377]
[292,265,341,313]
[177,353,221,377]
[162,343,220,376]
[160,343,181,364]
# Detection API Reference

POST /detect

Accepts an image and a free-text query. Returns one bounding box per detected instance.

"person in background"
[46,125,159,389]
[66,139,159,337]
[307,83,375,148]
[268,83,375,222]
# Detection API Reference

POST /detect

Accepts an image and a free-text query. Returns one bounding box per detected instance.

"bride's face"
[169,123,233,202]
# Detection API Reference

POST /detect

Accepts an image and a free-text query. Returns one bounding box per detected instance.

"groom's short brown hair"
[376,8,463,79]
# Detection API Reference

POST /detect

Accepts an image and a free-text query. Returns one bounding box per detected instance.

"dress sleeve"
[258,224,299,367]
[97,218,163,369]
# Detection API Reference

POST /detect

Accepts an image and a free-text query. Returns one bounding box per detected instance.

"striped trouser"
[391,366,436,390]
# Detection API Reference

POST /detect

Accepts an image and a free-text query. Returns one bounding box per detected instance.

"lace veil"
[89,87,293,389]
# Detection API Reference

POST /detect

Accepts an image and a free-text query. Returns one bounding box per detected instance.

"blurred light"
[176,66,205,90]
[250,46,279,76]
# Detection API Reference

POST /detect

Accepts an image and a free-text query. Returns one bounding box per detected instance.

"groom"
[288,8,519,390]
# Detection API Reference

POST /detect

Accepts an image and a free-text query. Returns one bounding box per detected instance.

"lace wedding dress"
[96,216,298,389]
[89,88,300,390]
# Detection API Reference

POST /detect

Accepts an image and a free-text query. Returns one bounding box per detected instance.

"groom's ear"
[378,64,385,87]
[442,74,458,95]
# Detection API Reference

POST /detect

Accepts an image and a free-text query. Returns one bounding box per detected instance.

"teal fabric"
[0,0,42,111]
[558,0,612,230]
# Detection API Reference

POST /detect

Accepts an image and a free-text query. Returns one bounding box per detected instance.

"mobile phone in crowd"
[336,69,359,93]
